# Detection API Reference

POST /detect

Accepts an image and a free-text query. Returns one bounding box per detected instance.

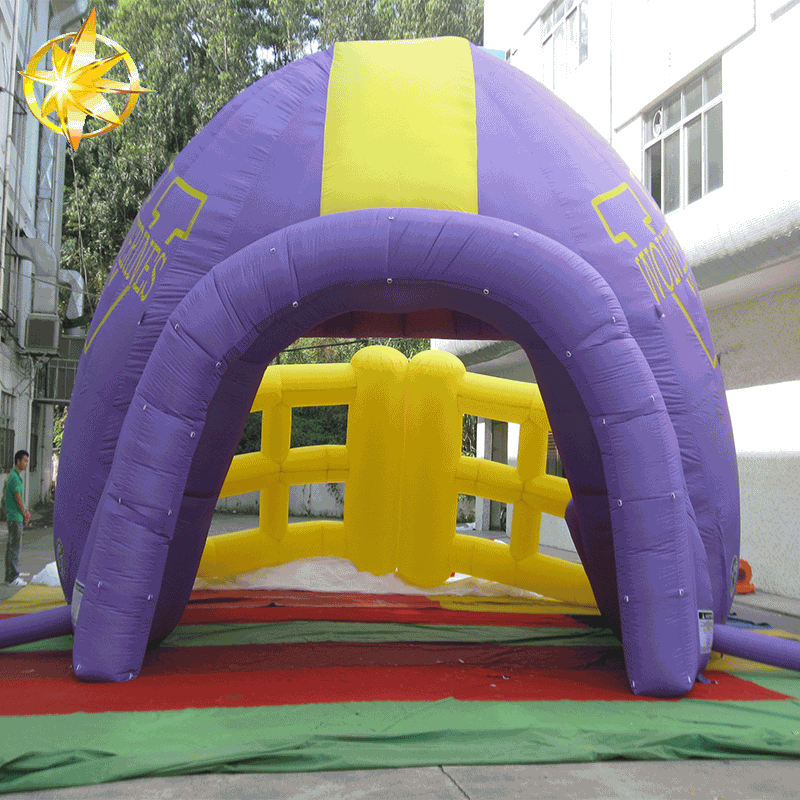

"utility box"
[25,314,60,353]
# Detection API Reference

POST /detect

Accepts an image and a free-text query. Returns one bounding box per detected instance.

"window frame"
[0,393,15,473]
[643,62,723,213]
[540,0,589,91]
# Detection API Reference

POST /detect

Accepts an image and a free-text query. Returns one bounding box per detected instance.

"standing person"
[5,450,30,587]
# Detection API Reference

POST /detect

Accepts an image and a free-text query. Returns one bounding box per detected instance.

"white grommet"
[270,247,276,253]
[97,581,102,588]
[671,492,676,499]
[617,499,622,506]
[174,323,179,331]
[602,419,606,425]
[679,588,685,597]
[650,395,655,401]
[167,510,172,516]
[566,351,572,357]
[118,498,122,504]
[215,362,221,367]
[190,431,195,438]
[623,595,629,603]
[147,595,154,601]
[612,316,616,322]
[292,301,299,308]
[483,288,490,295]
[513,232,519,237]
[387,278,393,284]
[143,404,147,410]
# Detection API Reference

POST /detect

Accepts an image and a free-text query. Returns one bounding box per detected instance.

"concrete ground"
[2,509,800,798]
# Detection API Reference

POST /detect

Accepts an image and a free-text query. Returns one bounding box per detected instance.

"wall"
[215,484,345,518]
[611,0,754,127]
[709,281,800,392]
[707,282,800,598]
[737,454,800,597]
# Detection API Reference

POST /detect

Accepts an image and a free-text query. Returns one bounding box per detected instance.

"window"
[541,0,589,91]
[11,64,26,154]
[0,393,14,472]
[546,431,566,478]
[644,62,723,213]
[30,404,40,472]
[2,222,20,323]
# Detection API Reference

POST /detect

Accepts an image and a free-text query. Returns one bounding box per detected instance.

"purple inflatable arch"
[3,38,799,695]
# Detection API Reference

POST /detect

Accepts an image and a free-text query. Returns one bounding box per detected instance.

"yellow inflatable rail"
[198,346,596,606]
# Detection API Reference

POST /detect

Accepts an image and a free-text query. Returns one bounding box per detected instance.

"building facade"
[1,0,86,510]
[435,0,800,596]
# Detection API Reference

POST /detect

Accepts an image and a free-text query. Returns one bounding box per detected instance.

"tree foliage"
[319,0,483,45]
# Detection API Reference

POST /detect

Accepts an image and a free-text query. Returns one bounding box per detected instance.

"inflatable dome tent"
[2,37,798,696]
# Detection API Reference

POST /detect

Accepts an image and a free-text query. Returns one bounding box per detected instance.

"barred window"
[546,431,566,478]
[0,393,15,472]
[11,64,26,154]
[2,222,19,322]
[30,404,40,472]
[643,62,723,213]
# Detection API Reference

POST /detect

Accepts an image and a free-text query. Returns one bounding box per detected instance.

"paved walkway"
[2,510,800,798]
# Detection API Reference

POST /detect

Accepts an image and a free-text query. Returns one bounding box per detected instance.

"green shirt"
[5,469,24,523]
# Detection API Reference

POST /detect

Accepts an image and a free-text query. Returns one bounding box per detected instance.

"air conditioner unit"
[25,314,60,353]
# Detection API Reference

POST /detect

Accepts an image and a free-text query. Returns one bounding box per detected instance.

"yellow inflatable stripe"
[430,595,601,615]
[1,585,66,613]
[322,38,478,215]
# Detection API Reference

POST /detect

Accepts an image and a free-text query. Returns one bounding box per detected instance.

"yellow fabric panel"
[0,585,66,613]
[431,594,601,615]
[322,38,478,215]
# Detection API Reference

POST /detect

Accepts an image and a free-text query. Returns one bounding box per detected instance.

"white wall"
[737,454,800,597]
[708,281,800,392]
[610,0,754,127]
[216,484,345,518]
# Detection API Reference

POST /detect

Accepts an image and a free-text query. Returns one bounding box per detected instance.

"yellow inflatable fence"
[198,346,596,606]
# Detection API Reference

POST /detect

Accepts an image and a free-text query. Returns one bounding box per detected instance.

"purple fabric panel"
[148,494,217,643]
[71,208,701,695]
[565,495,620,633]
[0,606,72,649]
[149,359,268,639]
[713,624,800,672]
[73,496,173,681]
[611,493,697,696]
[225,48,332,255]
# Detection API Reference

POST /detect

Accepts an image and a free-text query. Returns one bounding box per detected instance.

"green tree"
[52,406,68,453]
[319,0,483,45]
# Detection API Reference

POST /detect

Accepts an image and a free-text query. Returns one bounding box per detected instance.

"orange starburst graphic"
[20,8,153,150]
